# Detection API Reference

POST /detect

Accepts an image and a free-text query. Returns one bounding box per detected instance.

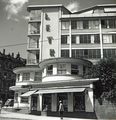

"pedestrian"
[0,100,3,114]
[59,100,64,120]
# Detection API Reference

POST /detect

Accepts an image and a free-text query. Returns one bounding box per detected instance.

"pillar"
[68,93,73,112]
[37,94,42,111]
[51,94,57,111]
[28,96,32,112]
[85,89,94,112]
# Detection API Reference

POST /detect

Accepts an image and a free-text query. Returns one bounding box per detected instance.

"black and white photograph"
[0,0,116,119]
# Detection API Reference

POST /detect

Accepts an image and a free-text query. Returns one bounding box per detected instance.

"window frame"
[22,73,30,81]
[57,63,66,75]
[71,64,79,75]
[47,65,53,75]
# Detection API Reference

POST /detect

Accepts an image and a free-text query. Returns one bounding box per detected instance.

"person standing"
[59,101,64,120]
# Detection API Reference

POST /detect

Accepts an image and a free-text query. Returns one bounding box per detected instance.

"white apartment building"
[10,4,116,118]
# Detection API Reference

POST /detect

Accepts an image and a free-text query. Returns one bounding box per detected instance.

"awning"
[34,88,85,94]
[9,85,27,91]
[20,90,36,97]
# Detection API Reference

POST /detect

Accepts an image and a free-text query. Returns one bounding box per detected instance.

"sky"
[0,0,116,59]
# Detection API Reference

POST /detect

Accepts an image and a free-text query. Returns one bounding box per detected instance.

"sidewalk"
[0,109,97,120]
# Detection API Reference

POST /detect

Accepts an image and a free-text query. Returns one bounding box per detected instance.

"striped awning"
[34,88,85,94]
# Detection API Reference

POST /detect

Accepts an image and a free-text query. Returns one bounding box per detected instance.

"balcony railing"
[27,59,39,65]
[28,43,39,48]
[30,30,40,34]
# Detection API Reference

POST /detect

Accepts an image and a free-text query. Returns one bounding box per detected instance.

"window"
[46,25,50,32]
[103,49,116,58]
[112,34,116,43]
[61,35,68,44]
[89,20,99,29]
[71,35,76,44]
[30,23,40,34]
[101,20,107,28]
[80,35,91,44]
[83,20,89,29]
[94,34,100,43]
[50,49,55,57]
[108,19,116,28]
[61,21,69,29]
[71,64,79,75]
[72,49,101,59]
[45,13,50,20]
[61,50,69,58]
[47,65,53,75]
[21,97,28,103]
[103,35,112,43]
[71,20,77,29]
[22,73,30,81]
[34,72,41,82]
[48,37,53,44]
[57,64,66,74]
[16,74,20,81]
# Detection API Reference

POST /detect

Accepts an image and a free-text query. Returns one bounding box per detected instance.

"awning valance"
[34,88,85,94]
[20,90,36,97]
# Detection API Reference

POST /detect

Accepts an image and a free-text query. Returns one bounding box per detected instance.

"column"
[85,89,94,112]
[99,19,103,59]
[37,94,42,111]
[28,96,32,112]
[69,20,72,57]
[68,93,73,112]
[51,94,57,111]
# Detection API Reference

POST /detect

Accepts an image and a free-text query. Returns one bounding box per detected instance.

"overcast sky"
[0,0,116,58]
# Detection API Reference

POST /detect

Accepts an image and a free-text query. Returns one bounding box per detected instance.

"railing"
[27,59,39,65]
[28,43,39,48]
[30,30,40,34]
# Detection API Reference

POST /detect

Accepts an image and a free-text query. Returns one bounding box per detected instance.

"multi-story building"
[10,4,116,118]
[0,49,25,103]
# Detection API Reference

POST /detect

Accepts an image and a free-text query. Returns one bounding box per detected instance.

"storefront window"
[73,92,85,112]
[42,94,51,111]
[57,93,68,111]
[31,96,37,111]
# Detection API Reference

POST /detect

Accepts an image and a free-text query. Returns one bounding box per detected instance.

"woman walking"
[59,101,64,120]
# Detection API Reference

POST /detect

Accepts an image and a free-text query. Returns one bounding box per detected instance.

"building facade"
[0,49,25,104]
[10,4,116,118]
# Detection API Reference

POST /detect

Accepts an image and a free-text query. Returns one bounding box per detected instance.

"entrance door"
[57,93,68,111]
[73,92,85,112]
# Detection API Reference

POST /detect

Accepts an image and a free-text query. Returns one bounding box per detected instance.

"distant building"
[0,49,26,103]
[10,4,116,118]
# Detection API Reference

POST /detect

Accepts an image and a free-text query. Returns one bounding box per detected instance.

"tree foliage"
[93,58,116,103]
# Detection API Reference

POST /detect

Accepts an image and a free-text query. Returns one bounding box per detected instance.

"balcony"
[28,30,40,36]
[27,59,39,65]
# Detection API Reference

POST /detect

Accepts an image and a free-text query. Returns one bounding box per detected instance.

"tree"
[93,58,116,103]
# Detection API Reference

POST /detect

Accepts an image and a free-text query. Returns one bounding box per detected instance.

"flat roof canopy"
[34,88,85,94]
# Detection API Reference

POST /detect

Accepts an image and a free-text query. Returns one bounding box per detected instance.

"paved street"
[0,109,97,120]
